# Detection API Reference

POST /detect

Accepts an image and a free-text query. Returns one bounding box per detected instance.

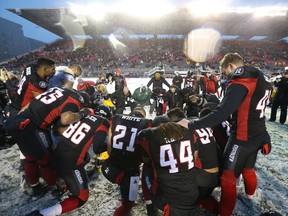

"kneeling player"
[27,112,109,216]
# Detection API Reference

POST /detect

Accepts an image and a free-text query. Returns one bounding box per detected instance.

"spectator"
[76,78,96,91]
[269,69,288,124]
[203,71,219,96]
[96,72,108,85]
[147,72,170,91]
[132,85,152,107]
[114,68,127,92]
[147,72,170,115]
[172,71,183,89]
[106,73,116,96]
[165,85,183,111]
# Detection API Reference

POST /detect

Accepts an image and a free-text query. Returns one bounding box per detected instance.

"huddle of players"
[4,57,221,216]
[6,53,272,216]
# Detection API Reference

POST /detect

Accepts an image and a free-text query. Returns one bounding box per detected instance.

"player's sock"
[113,201,134,216]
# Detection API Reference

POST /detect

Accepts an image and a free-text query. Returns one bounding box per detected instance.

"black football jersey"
[194,127,219,169]
[138,128,198,202]
[228,66,271,140]
[25,87,84,129]
[54,115,109,169]
[13,65,49,110]
[189,66,271,142]
[109,114,151,171]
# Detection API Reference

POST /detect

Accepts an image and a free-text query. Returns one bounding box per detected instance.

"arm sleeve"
[162,77,171,88]
[93,119,109,153]
[93,131,108,154]
[147,78,153,87]
[172,77,176,84]
[62,103,80,113]
[136,129,152,164]
[188,84,248,131]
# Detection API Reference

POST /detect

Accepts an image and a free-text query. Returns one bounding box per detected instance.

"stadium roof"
[8,8,288,41]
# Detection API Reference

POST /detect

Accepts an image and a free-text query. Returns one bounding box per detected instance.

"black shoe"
[31,183,48,200]
[146,204,158,216]
[269,119,275,122]
[26,210,43,216]
[237,193,253,208]
[50,182,67,199]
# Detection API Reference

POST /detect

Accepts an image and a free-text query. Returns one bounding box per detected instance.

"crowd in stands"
[0,38,288,77]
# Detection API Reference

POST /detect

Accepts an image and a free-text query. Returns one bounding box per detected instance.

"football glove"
[79,108,94,118]
[261,143,271,155]
[18,119,31,130]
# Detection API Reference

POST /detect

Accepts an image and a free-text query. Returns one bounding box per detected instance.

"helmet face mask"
[95,105,112,119]
[141,86,147,92]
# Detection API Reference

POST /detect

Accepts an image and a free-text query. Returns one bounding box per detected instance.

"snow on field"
[0,78,287,216]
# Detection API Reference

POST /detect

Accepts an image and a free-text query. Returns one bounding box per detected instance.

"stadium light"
[222,6,288,17]
[185,0,288,17]
[69,3,106,21]
[68,1,288,20]
[186,0,230,17]
[69,0,176,19]
[253,7,287,17]
[111,0,176,18]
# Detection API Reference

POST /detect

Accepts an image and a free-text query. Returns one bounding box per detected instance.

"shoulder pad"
[137,128,152,141]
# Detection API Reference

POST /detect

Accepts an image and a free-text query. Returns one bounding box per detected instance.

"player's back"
[54,114,109,171]
[229,66,271,140]
[139,127,198,204]
[25,87,83,129]
[109,114,151,171]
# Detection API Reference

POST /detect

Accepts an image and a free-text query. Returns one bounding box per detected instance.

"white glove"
[150,99,154,104]
[159,99,164,104]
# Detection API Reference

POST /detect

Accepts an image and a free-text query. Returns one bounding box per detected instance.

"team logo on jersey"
[39,81,48,88]
[234,67,244,76]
